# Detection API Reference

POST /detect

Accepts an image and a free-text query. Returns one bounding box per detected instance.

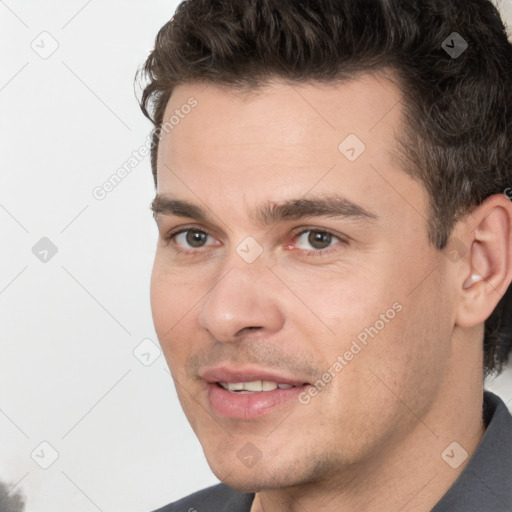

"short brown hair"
[137,0,512,376]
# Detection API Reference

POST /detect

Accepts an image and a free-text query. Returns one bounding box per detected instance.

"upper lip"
[199,365,310,386]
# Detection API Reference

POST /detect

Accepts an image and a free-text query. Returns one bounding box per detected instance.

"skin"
[150,74,512,511]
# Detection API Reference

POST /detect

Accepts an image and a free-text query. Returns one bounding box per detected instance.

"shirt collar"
[432,390,512,511]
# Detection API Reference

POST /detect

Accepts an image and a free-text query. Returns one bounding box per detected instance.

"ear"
[455,193,512,328]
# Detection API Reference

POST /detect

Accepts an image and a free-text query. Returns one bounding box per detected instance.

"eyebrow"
[151,194,378,226]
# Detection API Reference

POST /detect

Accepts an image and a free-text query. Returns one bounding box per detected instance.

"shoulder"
[150,483,254,512]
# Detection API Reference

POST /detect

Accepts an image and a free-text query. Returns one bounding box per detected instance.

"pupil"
[186,230,207,247]
[308,231,331,249]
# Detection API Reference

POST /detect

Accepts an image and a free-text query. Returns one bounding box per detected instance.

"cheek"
[149,262,172,336]
[150,256,198,336]
[278,266,396,345]
[286,260,450,406]
[354,274,454,419]
[150,261,192,369]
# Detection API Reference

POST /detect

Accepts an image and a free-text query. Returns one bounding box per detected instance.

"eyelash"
[163,226,347,257]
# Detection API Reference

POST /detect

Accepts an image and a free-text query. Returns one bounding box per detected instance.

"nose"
[198,265,285,342]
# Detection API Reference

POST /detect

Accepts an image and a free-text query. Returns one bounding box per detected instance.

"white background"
[1,1,511,511]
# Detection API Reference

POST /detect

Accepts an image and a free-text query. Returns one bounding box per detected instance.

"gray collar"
[432,390,512,512]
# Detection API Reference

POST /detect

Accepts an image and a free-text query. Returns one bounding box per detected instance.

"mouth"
[217,380,305,393]
[200,367,312,419]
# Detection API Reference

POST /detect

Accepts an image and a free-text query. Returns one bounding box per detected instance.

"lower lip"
[207,383,308,419]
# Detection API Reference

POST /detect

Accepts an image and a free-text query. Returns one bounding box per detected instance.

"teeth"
[218,381,296,392]
[244,380,263,392]
[262,381,278,391]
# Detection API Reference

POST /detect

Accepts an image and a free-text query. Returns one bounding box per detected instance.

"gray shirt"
[153,391,512,512]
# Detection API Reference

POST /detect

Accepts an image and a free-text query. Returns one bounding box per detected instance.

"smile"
[217,381,298,392]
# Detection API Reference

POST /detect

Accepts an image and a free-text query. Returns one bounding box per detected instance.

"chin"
[205,457,279,492]
[220,476,266,494]
[216,470,299,494]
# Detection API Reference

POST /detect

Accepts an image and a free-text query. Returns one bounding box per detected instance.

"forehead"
[155,74,425,226]
[160,74,403,154]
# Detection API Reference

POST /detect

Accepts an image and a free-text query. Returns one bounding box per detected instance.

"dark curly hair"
[137,0,512,377]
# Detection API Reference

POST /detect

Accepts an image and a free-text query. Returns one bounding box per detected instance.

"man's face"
[151,75,457,491]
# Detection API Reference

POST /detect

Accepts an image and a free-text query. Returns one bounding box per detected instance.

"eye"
[294,229,342,252]
[169,229,217,250]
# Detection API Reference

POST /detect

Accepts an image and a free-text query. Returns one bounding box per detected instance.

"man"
[138,0,512,510]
